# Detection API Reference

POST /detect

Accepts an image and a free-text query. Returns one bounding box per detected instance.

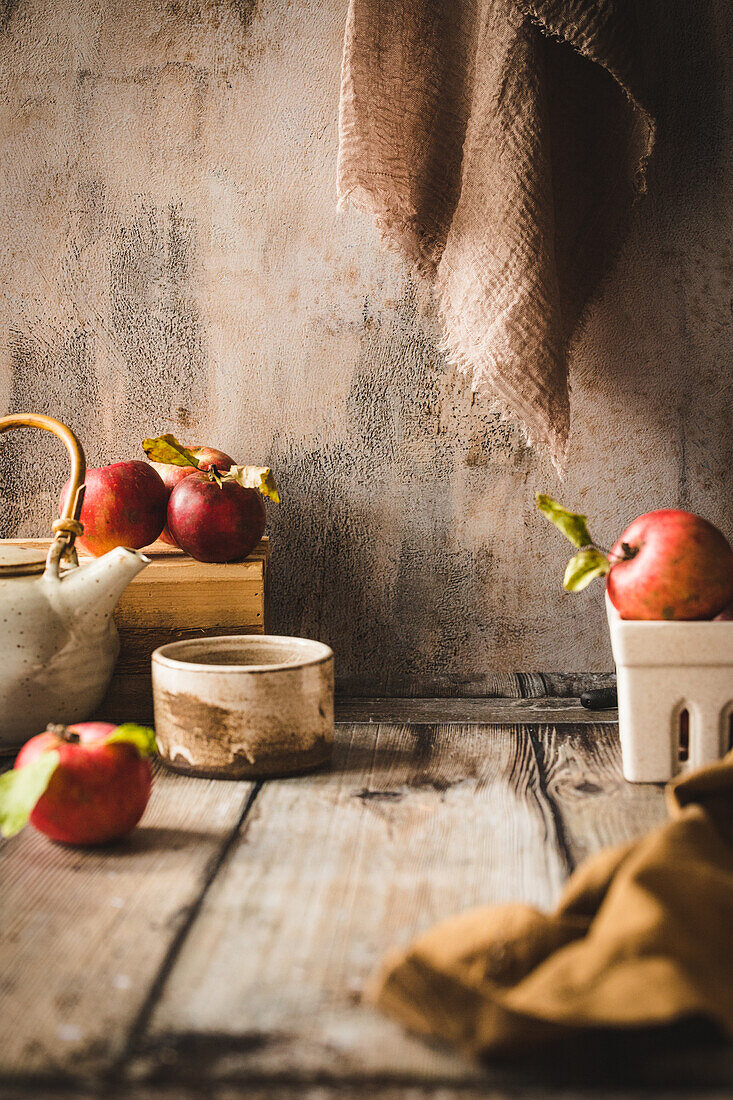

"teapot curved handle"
[0,413,86,573]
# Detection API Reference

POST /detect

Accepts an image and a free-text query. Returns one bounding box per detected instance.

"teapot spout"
[59,546,149,622]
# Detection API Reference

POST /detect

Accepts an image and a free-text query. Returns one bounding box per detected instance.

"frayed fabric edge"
[338,178,570,477]
[436,321,570,478]
[337,177,440,277]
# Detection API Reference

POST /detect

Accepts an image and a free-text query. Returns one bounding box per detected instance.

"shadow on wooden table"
[115,825,230,855]
[7,825,230,872]
[482,1017,733,1091]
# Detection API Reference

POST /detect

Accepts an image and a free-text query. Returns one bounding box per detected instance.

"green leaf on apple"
[0,750,60,838]
[536,494,593,549]
[563,548,611,592]
[142,434,201,469]
[106,724,158,757]
[225,465,281,503]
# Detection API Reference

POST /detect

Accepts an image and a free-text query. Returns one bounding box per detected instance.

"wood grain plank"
[7,1086,733,1100]
[533,723,667,868]
[335,672,530,699]
[334,697,617,726]
[132,721,569,1087]
[4,1075,733,1100]
[335,673,617,699]
[0,766,255,1083]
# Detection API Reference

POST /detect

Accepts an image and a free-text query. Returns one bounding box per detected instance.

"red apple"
[14,722,153,845]
[607,510,733,620]
[61,461,168,557]
[150,445,235,546]
[167,471,266,563]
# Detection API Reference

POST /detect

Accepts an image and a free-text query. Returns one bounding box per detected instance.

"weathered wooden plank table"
[1,697,731,1099]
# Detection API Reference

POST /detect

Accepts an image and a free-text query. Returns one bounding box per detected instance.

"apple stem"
[607,542,639,564]
[46,723,80,743]
[578,541,638,566]
[208,465,224,489]
[579,542,611,557]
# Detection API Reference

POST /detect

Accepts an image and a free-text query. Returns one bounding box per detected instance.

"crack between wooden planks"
[107,780,263,1084]
[525,724,575,879]
[516,674,576,880]
[510,677,572,875]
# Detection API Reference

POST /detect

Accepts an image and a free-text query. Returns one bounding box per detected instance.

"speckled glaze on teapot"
[0,414,149,747]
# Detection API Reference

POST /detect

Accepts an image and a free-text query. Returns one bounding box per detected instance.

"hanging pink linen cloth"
[337,0,655,470]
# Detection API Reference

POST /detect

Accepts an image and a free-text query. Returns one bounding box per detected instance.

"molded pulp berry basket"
[606,594,733,783]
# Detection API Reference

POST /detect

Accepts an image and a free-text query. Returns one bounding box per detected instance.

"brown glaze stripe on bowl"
[152,635,334,779]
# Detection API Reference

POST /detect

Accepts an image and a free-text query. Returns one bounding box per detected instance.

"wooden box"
[5,537,269,724]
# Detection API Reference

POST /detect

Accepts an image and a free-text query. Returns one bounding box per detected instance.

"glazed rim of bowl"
[152,635,334,673]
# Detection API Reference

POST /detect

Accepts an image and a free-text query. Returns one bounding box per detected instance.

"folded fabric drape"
[369,752,733,1059]
[337,0,655,471]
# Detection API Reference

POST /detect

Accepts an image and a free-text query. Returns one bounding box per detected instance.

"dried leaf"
[225,465,280,503]
[142,434,200,468]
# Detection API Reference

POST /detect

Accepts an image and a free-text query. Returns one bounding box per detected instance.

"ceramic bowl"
[152,635,334,778]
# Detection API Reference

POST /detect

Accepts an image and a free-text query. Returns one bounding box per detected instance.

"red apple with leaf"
[142,435,279,563]
[0,722,156,845]
[60,461,168,557]
[537,495,733,620]
[149,445,236,545]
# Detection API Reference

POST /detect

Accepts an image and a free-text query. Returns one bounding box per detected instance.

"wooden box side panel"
[97,673,156,725]
[115,574,267,671]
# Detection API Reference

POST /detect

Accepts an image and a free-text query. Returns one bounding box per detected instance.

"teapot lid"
[0,545,47,576]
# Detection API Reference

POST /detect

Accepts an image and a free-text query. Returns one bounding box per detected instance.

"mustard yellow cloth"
[370,754,733,1059]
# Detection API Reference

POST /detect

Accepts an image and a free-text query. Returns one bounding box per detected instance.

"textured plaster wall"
[0,0,730,692]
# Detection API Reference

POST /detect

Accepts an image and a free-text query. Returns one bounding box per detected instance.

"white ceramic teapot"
[0,414,149,747]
